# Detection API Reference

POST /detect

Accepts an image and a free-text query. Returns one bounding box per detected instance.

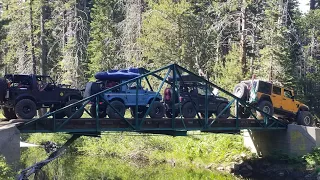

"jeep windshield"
[36,76,55,84]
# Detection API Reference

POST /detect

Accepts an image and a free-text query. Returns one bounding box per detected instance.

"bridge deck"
[11,118,286,135]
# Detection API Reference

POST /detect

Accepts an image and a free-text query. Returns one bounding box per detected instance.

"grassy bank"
[22,132,252,168]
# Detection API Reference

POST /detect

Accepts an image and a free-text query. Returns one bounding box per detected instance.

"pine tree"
[87,0,124,79]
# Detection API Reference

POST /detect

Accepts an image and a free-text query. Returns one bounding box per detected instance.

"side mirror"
[291,96,295,100]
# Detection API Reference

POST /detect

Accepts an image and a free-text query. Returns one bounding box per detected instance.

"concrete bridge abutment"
[0,124,20,168]
[243,124,320,156]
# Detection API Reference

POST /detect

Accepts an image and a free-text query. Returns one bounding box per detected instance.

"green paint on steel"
[18,64,288,135]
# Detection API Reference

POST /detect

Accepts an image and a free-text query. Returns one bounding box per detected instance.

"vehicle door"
[281,89,295,113]
[126,82,147,106]
[270,86,282,109]
[35,76,60,104]
[193,85,208,110]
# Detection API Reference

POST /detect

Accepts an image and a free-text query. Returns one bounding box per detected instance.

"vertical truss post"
[135,78,139,128]
[95,96,99,132]
[53,113,56,132]
[172,66,187,129]
[205,81,209,129]
[172,65,176,129]
[235,99,239,129]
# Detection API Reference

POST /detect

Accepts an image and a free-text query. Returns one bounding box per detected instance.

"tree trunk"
[239,0,247,77]
[310,0,316,10]
[40,0,48,76]
[29,0,36,74]
[122,0,142,67]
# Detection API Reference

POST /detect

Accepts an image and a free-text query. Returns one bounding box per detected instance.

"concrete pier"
[0,124,20,167]
[243,124,320,156]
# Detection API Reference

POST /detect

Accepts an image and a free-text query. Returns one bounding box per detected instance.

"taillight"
[179,96,183,102]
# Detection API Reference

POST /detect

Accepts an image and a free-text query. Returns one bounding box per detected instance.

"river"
[20,147,239,180]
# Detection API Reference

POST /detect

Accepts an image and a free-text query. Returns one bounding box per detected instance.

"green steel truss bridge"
[16,64,287,136]
[17,64,289,179]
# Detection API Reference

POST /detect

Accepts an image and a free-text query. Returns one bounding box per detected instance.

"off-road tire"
[200,112,213,119]
[182,102,197,118]
[149,101,165,118]
[234,105,250,118]
[50,105,66,119]
[0,78,7,102]
[90,104,107,118]
[15,99,37,119]
[233,83,248,100]
[65,99,84,119]
[216,103,231,119]
[107,100,126,119]
[166,110,179,118]
[2,107,17,120]
[257,101,274,117]
[130,107,146,118]
[297,111,314,126]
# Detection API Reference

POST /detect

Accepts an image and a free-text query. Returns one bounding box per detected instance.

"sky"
[298,0,310,14]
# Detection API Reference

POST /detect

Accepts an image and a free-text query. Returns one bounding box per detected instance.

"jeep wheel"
[200,112,213,119]
[216,103,230,119]
[2,107,17,120]
[0,78,7,102]
[235,105,250,118]
[15,99,37,119]
[297,111,314,126]
[107,100,126,119]
[131,107,146,118]
[182,102,197,118]
[65,99,84,119]
[90,104,107,118]
[166,111,179,118]
[257,101,274,117]
[233,83,248,100]
[149,101,165,118]
[50,106,65,119]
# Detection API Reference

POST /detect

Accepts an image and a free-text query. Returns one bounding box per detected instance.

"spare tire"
[233,83,248,101]
[0,78,7,102]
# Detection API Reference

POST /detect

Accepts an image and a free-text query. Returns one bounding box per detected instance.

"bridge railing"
[19,64,287,134]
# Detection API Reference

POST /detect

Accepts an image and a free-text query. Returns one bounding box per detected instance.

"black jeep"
[0,74,83,120]
[164,75,230,118]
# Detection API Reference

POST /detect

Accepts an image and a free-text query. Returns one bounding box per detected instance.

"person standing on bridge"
[197,66,219,96]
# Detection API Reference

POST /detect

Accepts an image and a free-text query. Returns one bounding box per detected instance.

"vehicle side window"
[284,89,293,98]
[257,81,272,95]
[272,86,281,95]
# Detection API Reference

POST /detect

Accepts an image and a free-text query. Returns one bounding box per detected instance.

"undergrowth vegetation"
[22,132,251,168]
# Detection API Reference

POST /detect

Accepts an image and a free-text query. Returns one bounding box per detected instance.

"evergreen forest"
[0,0,320,115]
